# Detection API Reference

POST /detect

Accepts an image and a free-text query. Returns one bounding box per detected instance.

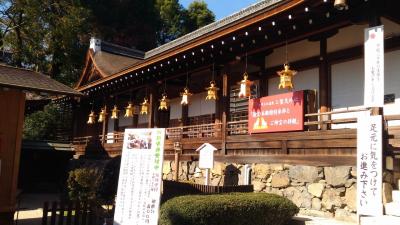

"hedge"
[159,192,299,225]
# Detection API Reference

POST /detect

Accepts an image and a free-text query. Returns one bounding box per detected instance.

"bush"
[67,168,102,203]
[160,192,298,225]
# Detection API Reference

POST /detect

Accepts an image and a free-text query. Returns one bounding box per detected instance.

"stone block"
[298,208,333,218]
[270,164,284,171]
[162,161,172,174]
[345,178,356,188]
[386,156,400,172]
[383,182,393,204]
[308,183,324,198]
[284,186,312,209]
[385,202,400,216]
[312,198,322,210]
[334,209,357,223]
[324,166,351,187]
[345,184,357,212]
[253,180,266,192]
[350,166,357,177]
[253,164,271,179]
[392,190,400,203]
[271,171,290,188]
[321,188,342,210]
[289,165,319,183]
[212,162,226,176]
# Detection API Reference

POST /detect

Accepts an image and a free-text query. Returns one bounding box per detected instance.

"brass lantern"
[238,72,253,98]
[205,81,219,100]
[98,107,107,123]
[334,0,347,10]
[111,105,119,119]
[140,98,149,115]
[159,93,169,111]
[87,111,96,124]
[180,87,192,105]
[277,63,297,91]
[124,102,134,118]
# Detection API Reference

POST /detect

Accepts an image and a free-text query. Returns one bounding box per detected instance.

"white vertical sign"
[364,25,384,107]
[357,113,383,216]
[114,128,165,225]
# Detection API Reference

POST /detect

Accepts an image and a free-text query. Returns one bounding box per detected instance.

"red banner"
[248,91,304,133]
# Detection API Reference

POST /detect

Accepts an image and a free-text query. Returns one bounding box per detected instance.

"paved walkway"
[14,193,59,225]
[291,215,356,225]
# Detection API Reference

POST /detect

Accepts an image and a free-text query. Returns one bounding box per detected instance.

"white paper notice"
[364,25,384,107]
[113,128,165,225]
[357,113,383,216]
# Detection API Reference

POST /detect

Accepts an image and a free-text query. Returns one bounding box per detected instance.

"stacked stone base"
[162,161,396,223]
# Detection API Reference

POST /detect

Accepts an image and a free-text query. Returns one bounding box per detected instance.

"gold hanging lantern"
[87,111,96,124]
[238,72,253,98]
[277,63,297,91]
[334,0,347,10]
[205,81,219,100]
[98,107,107,123]
[111,105,119,119]
[159,93,169,111]
[124,102,134,117]
[180,87,192,105]
[140,98,149,115]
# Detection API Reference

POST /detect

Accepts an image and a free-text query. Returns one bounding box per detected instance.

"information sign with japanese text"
[357,113,383,216]
[364,25,384,107]
[248,91,304,133]
[113,128,165,225]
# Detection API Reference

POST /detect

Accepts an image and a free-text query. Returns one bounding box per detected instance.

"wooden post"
[319,38,331,130]
[221,67,230,155]
[173,151,180,181]
[0,90,25,225]
[148,86,156,128]
[101,105,108,145]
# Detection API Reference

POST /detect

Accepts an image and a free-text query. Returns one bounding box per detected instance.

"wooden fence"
[42,201,101,225]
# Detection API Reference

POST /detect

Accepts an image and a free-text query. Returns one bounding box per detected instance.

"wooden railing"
[73,110,400,145]
[166,123,222,140]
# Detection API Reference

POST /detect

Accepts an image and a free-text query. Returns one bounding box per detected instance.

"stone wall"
[162,160,396,223]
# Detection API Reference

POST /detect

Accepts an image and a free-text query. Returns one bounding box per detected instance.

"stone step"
[385,202,400,217]
[393,190,400,203]
[360,215,400,225]
[291,215,356,225]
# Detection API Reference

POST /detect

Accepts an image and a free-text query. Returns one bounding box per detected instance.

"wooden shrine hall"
[71,0,400,166]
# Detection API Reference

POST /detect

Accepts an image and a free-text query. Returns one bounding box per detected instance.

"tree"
[186,0,215,33]
[155,0,215,44]
[84,0,159,50]
[1,0,91,85]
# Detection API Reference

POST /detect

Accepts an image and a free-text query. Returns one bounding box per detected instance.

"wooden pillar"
[319,38,331,130]
[220,66,230,155]
[181,105,189,126]
[148,86,157,128]
[0,90,25,225]
[132,103,139,128]
[101,105,108,145]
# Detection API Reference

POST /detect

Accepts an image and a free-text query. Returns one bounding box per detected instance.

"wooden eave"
[76,0,304,92]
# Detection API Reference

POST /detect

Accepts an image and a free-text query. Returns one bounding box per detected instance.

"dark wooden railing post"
[42,202,49,225]
[50,202,57,225]
[319,38,331,130]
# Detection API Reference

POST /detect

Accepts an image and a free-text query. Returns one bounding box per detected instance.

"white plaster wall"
[118,110,132,127]
[328,18,400,53]
[138,112,149,124]
[268,68,319,96]
[169,97,182,119]
[266,40,319,68]
[331,50,400,128]
[188,92,216,117]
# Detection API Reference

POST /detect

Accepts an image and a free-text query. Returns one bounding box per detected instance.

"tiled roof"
[0,65,82,96]
[93,51,143,77]
[145,0,283,58]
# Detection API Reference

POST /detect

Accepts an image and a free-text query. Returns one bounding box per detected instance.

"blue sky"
[179,0,259,20]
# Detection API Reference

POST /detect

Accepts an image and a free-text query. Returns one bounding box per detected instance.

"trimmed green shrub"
[67,168,102,202]
[160,192,299,225]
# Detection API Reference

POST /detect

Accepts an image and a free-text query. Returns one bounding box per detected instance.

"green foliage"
[156,0,215,44]
[23,103,72,141]
[186,0,215,32]
[97,156,121,204]
[160,193,299,225]
[67,168,102,203]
